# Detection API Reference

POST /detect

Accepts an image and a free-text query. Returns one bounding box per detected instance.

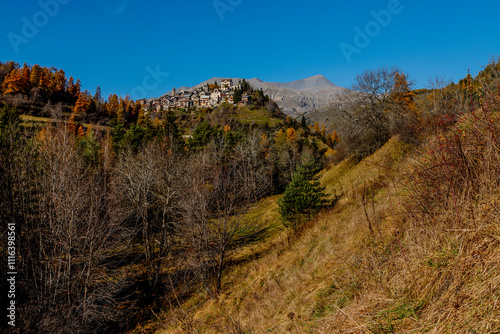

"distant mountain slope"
[160,75,346,117]
[271,74,341,91]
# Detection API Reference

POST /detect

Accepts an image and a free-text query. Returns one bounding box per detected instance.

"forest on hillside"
[1,59,500,333]
[0,61,335,333]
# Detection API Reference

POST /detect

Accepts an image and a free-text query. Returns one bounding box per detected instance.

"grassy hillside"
[20,114,110,131]
[140,106,500,333]
[231,107,283,127]
[3,61,499,334]
[140,136,413,333]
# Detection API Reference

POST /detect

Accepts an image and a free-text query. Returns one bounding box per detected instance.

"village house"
[241,95,251,105]
[192,94,200,107]
[221,78,233,91]
[221,92,234,104]
[145,79,255,112]
[200,95,211,107]
[210,89,221,105]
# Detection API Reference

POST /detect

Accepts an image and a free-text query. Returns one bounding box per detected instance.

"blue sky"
[1,0,499,100]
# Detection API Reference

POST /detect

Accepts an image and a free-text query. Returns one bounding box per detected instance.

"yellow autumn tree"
[313,121,321,134]
[38,68,51,95]
[49,69,67,97]
[73,91,91,113]
[275,129,287,149]
[67,76,81,103]
[286,127,297,146]
[37,127,48,143]
[260,133,269,157]
[77,126,85,137]
[390,72,417,116]
[67,114,77,134]
[260,133,268,147]
[29,64,42,87]
[2,67,30,95]
[327,130,339,146]
[137,110,147,127]
[388,72,422,142]
[106,94,119,117]
[116,100,126,123]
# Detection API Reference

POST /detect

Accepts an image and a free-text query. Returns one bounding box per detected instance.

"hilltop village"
[149,78,252,111]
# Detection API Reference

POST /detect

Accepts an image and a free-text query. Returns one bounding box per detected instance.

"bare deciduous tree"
[333,67,414,158]
[8,125,132,333]
[112,142,183,289]
[181,135,271,294]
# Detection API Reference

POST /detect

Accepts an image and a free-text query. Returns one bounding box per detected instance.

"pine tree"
[278,158,328,229]
[38,69,51,97]
[67,77,81,104]
[94,86,102,102]
[300,116,307,128]
[50,69,67,101]
[161,109,181,145]
[233,87,242,104]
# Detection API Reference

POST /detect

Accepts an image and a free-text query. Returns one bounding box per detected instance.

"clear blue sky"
[1,0,499,100]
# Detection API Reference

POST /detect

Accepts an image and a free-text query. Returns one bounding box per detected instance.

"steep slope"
[143,137,410,333]
[248,76,344,117]
[299,105,339,128]
[143,128,499,333]
[271,74,341,91]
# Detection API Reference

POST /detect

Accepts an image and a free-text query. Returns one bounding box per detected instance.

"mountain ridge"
[161,75,345,117]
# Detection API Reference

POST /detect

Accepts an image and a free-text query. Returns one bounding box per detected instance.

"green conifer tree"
[300,116,307,128]
[278,158,328,230]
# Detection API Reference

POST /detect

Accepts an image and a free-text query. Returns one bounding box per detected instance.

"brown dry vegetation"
[149,108,500,333]
[143,64,500,334]
[3,62,500,333]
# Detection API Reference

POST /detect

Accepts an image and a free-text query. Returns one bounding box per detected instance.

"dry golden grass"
[145,126,499,333]
[20,114,110,131]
